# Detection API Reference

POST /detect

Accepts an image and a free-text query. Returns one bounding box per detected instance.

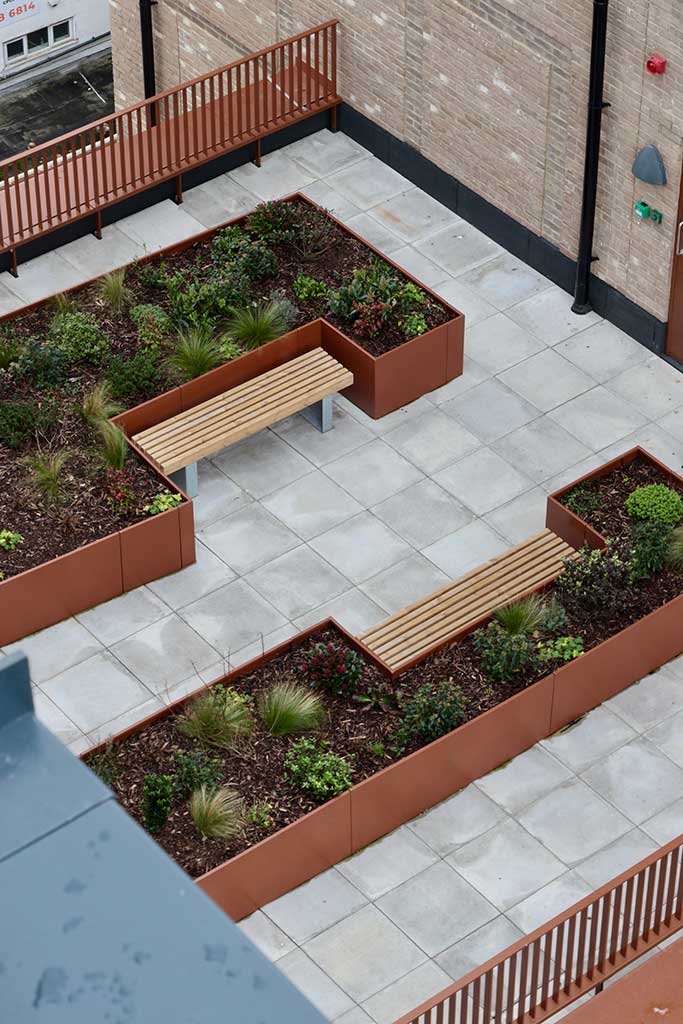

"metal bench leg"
[170,462,198,498]
[301,394,333,433]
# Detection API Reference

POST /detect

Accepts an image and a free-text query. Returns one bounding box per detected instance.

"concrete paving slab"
[582,738,683,824]
[286,129,369,177]
[324,438,424,506]
[33,689,84,747]
[272,407,374,467]
[245,545,351,619]
[435,916,524,983]
[415,222,503,277]
[213,429,313,499]
[645,708,683,769]
[541,705,637,773]
[3,618,103,684]
[607,354,683,420]
[293,587,387,635]
[86,695,165,747]
[41,651,152,734]
[146,539,236,610]
[262,471,363,540]
[229,149,316,200]
[389,246,452,288]
[180,175,259,228]
[492,417,592,485]
[458,252,552,311]
[179,578,288,656]
[304,905,427,1003]
[426,355,492,405]
[431,275,497,327]
[362,961,452,1024]
[110,614,220,695]
[368,189,460,244]
[278,948,355,1019]
[606,666,683,732]
[372,478,473,549]
[335,1009,373,1024]
[507,870,592,934]
[383,408,481,474]
[227,625,299,670]
[326,157,413,209]
[447,819,565,912]
[518,778,632,865]
[0,276,24,314]
[498,348,596,413]
[116,199,204,251]
[192,460,252,530]
[555,321,650,383]
[422,520,508,577]
[301,180,363,221]
[506,285,601,344]
[641,796,683,846]
[59,224,145,278]
[76,587,169,647]
[2,250,84,304]
[408,783,506,857]
[264,867,368,945]
[434,447,533,515]
[343,212,404,254]
[574,829,659,891]
[475,745,572,814]
[464,313,546,374]
[443,378,540,443]
[309,513,413,584]
[483,487,548,545]
[360,554,449,614]
[199,504,300,575]
[376,861,498,957]
[548,385,649,452]
[337,826,439,900]
[239,909,296,961]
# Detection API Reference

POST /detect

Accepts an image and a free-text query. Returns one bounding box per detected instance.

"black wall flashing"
[337,102,668,357]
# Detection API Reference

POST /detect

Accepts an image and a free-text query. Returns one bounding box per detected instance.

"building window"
[4,18,74,64]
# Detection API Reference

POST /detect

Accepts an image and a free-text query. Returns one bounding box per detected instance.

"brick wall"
[109,0,683,322]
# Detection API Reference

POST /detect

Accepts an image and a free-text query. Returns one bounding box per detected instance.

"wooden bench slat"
[133,348,352,474]
[360,529,576,672]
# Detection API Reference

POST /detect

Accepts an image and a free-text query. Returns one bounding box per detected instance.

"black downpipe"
[572,0,610,314]
[139,0,158,126]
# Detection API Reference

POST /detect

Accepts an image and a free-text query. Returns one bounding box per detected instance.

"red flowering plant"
[105,467,135,514]
[300,641,365,697]
[353,300,390,338]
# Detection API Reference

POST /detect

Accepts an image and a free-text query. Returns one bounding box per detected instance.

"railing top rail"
[393,831,683,1024]
[0,18,340,171]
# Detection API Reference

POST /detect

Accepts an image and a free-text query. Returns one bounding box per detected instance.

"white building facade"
[0,0,109,85]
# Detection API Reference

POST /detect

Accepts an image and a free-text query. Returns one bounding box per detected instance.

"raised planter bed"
[83,448,683,922]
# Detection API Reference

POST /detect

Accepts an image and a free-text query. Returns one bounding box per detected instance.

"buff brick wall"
[109,0,683,323]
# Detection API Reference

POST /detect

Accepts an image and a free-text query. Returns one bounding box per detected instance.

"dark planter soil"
[91,458,683,879]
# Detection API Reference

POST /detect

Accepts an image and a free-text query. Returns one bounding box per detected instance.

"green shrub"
[493,595,545,636]
[142,773,173,833]
[49,311,109,365]
[628,520,673,580]
[173,750,223,800]
[666,525,683,571]
[258,683,324,736]
[246,801,274,831]
[88,743,118,787]
[134,259,168,289]
[106,349,162,403]
[292,211,336,262]
[537,636,584,663]
[246,200,300,244]
[564,483,601,517]
[51,291,76,316]
[539,596,568,634]
[473,622,540,682]
[190,785,244,840]
[98,269,130,313]
[165,324,225,382]
[81,381,122,424]
[177,684,253,748]
[225,300,293,350]
[97,421,128,470]
[392,681,465,754]
[0,529,23,551]
[217,336,242,362]
[130,303,172,351]
[285,738,353,802]
[293,274,329,302]
[234,240,278,282]
[300,641,365,697]
[211,225,247,262]
[626,483,683,525]
[400,311,428,337]
[329,259,427,331]
[12,338,68,390]
[143,490,183,516]
[0,336,20,370]
[166,271,244,329]
[0,401,39,449]
[555,547,630,616]
[27,451,68,504]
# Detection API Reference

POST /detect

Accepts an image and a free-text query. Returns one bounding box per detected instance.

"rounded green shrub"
[392,680,465,754]
[625,483,683,525]
[473,622,540,682]
[142,773,173,833]
[49,311,109,365]
[285,738,353,802]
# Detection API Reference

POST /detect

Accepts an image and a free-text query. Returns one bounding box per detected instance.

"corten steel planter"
[0,441,194,647]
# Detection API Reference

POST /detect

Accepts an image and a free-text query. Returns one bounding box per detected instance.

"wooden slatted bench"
[132,348,353,496]
[360,528,576,674]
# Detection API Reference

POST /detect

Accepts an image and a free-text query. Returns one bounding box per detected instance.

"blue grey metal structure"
[0,651,327,1024]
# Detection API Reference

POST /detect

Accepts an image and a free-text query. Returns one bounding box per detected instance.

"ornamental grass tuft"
[189,785,245,840]
[258,683,324,736]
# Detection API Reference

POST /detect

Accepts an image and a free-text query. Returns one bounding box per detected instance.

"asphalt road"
[0,50,114,160]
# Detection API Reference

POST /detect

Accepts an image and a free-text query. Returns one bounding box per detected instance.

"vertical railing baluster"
[506,950,518,1023]
[297,38,303,111]
[331,21,337,97]
[60,141,72,219]
[32,152,44,229]
[664,849,680,928]
[43,145,54,227]
[609,883,623,965]
[252,59,260,132]
[315,29,321,105]
[632,870,646,949]
[540,928,553,1009]
[245,58,252,135]
[4,164,16,246]
[236,64,243,137]
[563,914,576,994]
[642,863,656,941]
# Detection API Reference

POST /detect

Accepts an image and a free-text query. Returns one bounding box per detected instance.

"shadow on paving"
[0,50,114,161]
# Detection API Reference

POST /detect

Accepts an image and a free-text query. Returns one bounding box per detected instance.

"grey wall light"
[632,144,667,186]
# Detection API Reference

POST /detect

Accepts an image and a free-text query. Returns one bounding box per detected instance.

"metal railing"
[0,20,339,257]
[395,833,683,1024]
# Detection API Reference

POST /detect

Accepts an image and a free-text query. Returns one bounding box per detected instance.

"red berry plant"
[105,467,135,514]
[301,641,365,697]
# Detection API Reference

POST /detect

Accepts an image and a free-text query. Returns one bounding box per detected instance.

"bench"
[132,348,353,497]
[360,528,576,674]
